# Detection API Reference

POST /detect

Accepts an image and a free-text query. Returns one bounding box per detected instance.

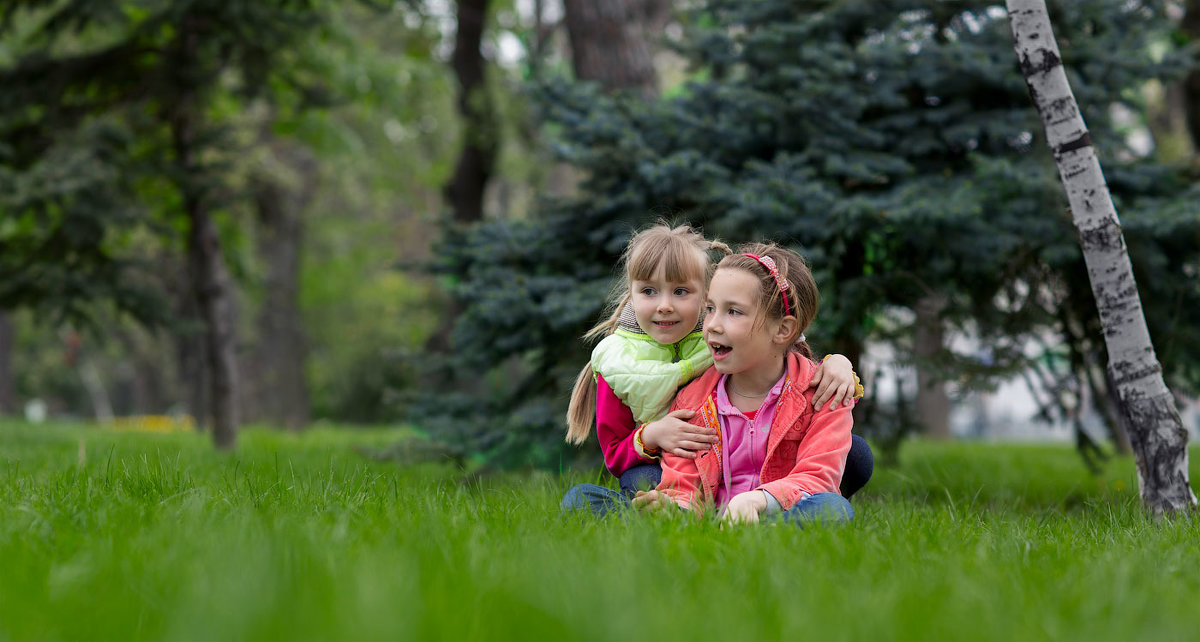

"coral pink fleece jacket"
[657,352,853,514]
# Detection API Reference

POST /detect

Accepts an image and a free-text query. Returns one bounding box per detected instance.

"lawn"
[2,421,1199,641]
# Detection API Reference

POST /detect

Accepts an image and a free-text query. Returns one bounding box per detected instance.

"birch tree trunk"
[1008,0,1197,513]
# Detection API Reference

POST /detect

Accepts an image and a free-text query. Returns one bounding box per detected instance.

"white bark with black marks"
[1008,0,1196,513]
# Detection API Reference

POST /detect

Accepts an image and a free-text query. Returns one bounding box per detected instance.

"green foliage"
[0,0,337,328]
[0,1,457,424]
[6,422,1200,640]
[0,114,168,326]
[436,0,1200,466]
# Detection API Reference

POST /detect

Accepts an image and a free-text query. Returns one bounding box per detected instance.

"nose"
[657,296,673,313]
[703,313,721,334]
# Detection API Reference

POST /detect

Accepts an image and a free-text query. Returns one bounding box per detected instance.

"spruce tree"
[439,0,1200,467]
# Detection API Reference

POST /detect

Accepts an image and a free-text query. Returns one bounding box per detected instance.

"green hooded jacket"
[590,305,713,424]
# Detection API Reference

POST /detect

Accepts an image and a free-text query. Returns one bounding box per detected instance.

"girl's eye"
[674,288,689,296]
[640,287,655,296]
[730,309,742,316]
[704,305,714,314]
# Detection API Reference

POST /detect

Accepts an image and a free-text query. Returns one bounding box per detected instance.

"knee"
[850,434,874,476]
[840,434,874,499]
[783,492,855,525]
[619,464,662,496]
[560,485,588,512]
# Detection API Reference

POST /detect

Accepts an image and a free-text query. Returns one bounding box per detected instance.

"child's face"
[630,264,704,345]
[703,268,785,375]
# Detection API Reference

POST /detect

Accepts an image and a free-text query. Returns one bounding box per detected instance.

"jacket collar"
[676,351,816,419]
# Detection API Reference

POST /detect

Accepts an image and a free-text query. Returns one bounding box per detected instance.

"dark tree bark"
[1009,0,1197,513]
[183,194,239,449]
[429,0,499,355]
[444,0,497,226]
[1183,0,1200,153]
[561,0,664,96]
[0,312,14,415]
[172,271,209,428]
[249,142,316,430]
[169,18,239,450]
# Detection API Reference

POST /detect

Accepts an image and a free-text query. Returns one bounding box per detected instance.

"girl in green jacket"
[563,223,867,502]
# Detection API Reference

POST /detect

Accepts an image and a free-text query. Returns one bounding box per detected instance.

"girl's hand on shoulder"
[633,490,678,514]
[810,353,857,411]
[641,410,717,458]
[722,491,766,524]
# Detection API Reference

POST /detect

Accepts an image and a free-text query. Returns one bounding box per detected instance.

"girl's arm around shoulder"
[757,398,854,511]
[809,353,863,411]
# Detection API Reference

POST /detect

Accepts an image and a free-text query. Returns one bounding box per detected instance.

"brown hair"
[714,242,818,359]
[565,222,730,444]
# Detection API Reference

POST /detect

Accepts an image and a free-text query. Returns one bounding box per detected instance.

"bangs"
[626,234,707,283]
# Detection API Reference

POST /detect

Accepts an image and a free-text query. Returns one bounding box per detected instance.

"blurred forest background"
[2,0,1199,470]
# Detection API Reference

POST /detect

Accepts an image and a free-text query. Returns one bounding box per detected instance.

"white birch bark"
[1008,0,1196,513]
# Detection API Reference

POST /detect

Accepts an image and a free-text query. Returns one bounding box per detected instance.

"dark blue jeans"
[560,483,854,524]
[613,433,873,499]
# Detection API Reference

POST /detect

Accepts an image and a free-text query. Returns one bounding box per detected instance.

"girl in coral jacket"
[631,243,857,523]
[562,224,869,510]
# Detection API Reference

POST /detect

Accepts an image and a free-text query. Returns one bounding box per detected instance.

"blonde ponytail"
[566,364,598,444]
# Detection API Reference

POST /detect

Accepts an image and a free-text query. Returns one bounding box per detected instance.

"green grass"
[2,421,1200,641]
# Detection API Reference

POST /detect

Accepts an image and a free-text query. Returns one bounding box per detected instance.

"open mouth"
[653,321,679,329]
[709,342,732,357]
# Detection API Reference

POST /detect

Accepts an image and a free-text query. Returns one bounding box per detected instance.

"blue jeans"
[612,434,873,499]
[842,433,873,500]
[619,463,662,497]
[560,483,854,524]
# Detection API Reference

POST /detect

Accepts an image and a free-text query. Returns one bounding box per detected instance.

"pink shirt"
[713,373,786,508]
[595,375,656,476]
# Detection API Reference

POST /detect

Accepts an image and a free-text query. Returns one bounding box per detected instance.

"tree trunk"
[250,142,316,431]
[184,198,239,449]
[914,294,951,438]
[78,358,114,424]
[174,281,209,429]
[444,0,497,226]
[1008,0,1197,513]
[428,0,499,355]
[1183,0,1200,153]
[170,18,239,450]
[562,0,662,95]
[0,312,15,415]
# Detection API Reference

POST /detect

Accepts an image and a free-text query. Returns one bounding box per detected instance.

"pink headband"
[743,253,791,317]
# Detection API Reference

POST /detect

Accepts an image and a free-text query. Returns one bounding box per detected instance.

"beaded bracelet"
[633,426,661,460]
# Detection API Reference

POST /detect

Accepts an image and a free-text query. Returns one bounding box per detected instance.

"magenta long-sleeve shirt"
[595,374,658,476]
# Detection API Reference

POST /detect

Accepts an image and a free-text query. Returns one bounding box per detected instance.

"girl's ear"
[772,316,799,347]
